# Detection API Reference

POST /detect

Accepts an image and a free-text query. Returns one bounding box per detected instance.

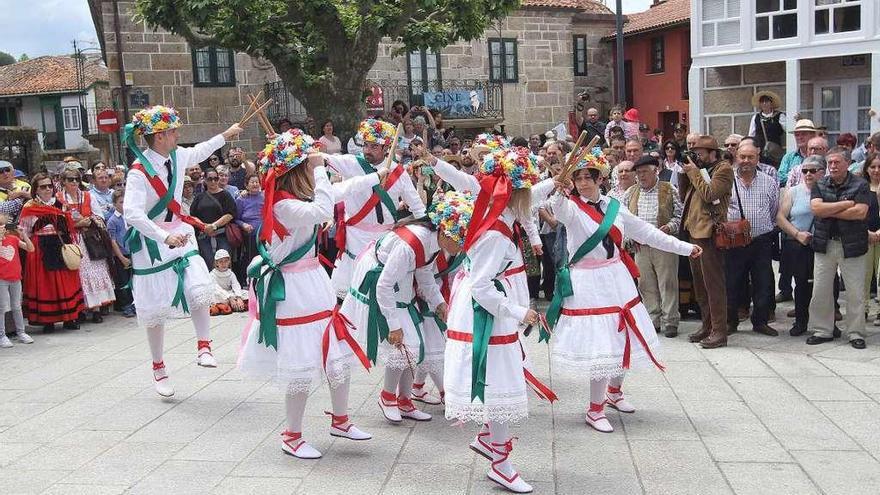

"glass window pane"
[774,13,797,38]
[815,0,840,6]
[821,110,840,131]
[756,17,769,40]
[702,23,716,46]
[858,109,870,131]
[815,10,830,34]
[858,85,871,106]
[198,68,211,83]
[702,0,724,20]
[409,52,421,69]
[217,68,231,84]
[491,54,501,72]
[717,20,740,44]
[834,5,861,32]
[505,41,515,54]
[783,0,797,9]
[490,41,500,56]
[821,87,841,108]
[756,0,779,14]
[216,49,230,67]
[426,51,437,69]
[196,50,210,68]
[727,0,741,16]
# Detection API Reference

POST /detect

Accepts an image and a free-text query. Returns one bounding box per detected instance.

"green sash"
[122,146,181,265]
[356,155,401,223]
[131,249,200,313]
[349,284,427,364]
[544,197,621,338]
[470,270,507,403]
[247,226,318,350]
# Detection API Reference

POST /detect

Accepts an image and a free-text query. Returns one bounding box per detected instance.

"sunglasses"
[37,183,53,190]
[206,177,219,182]
[801,168,821,174]
[0,168,12,173]
[63,177,79,182]
[724,143,738,147]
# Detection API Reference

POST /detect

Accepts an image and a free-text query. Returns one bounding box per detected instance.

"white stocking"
[609,374,625,392]
[413,368,428,389]
[590,377,609,410]
[190,307,211,341]
[488,421,514,476]
[330,377,350,421]
[383,367,403,395]
[427,369,444,393]
[397,368,414,400]
[284,390,308,433]
[146,325,165,364]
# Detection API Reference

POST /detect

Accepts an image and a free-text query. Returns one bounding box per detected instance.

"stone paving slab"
[0,301,879,494]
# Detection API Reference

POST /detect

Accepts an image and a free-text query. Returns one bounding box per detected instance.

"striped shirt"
[728,169,779,237]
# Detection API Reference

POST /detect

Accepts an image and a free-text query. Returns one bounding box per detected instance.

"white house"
[0,55,109,152]
[688,0,879,148]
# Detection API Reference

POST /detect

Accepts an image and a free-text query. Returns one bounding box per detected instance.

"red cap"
[623,108,640,122]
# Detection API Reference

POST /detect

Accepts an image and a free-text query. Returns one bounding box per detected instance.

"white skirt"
[418,310,446,376]
[341,248,441,373]
[443,272,529,425]
[237,262,354,393]
[330,223,391,298]
[550,258,663,379]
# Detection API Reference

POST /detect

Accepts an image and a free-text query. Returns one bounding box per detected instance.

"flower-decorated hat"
[130,105,181,136]
[429,191,475,247]
[469,133,509,161]
[573,146,611,178]
[357,118,397,146]
[479,146,541,190]
[257,129,321,178]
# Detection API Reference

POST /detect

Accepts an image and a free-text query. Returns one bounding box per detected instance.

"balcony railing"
[264,78,503,124]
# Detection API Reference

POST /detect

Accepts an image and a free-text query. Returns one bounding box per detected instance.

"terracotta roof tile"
[606,0,690,39]
[521,0,612,14]
[0,55,108,97]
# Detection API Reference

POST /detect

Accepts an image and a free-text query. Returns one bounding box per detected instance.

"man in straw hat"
[323,118,426,300]
[748,90,785,164]
[678,135,734,348]
[122,105,243,397]
[778,119,818,185]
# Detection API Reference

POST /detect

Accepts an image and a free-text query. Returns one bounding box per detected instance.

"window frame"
[488,37,519,83]
[700,0,742,49]
[0,105,17,126]
[648,36,665,74]
[62,106,81,131]
[813,0,862,37]
[573,35,588,77]
[754,0,799,42]
[191,47,237,88]
[406,48,442,106]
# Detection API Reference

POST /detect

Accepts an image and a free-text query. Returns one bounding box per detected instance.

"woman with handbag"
[57,167,115,323]
[19,173,85,332]
[190,168,237,267]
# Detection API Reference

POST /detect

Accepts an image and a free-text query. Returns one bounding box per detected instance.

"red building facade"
[606,0,690,139]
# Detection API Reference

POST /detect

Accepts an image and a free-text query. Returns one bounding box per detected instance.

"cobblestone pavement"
[1,301,879,494]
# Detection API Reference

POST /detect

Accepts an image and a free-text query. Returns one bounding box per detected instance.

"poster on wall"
[423,89,485,118]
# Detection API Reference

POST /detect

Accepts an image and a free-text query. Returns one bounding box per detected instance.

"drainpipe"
[112,0,130,163]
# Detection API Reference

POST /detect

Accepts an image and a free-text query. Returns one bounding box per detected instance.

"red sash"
[393,226,429,268]
[56,191,93,218]
[436,252,451,303]
[569,195,640,279]
[130,163,206,232]
[335,165,405,259]
[268,190,296,239]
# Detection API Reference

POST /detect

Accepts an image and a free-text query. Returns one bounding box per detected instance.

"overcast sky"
[0,0,655,59]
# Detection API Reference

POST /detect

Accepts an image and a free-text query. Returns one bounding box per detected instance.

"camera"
[683,151,700,165]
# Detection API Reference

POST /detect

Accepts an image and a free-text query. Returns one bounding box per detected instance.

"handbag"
[759,115,785,164]
[57,232,83,270]
[714,177,751,249]
[80,223,111,260]
[225,222,244,248]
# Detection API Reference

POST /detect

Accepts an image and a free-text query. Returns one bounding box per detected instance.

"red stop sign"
[96,109,120,133]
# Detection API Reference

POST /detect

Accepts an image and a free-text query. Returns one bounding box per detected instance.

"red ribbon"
[335,165,405,258]
[560,296,665,372]
[19,204,77,242]
[462,174,512,253]
[131,163,206,232]
[321,307,371,373]
[569,195,640,279]
[524,368,558,402]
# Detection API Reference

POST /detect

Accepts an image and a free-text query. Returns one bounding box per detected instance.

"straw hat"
[751,90,782,109]
[790,119,819,133]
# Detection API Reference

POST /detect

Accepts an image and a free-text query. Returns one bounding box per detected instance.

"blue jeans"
[197,233,230,269]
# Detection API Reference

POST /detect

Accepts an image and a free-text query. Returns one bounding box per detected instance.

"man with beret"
[625,155,684,337]
[679,136,734,348]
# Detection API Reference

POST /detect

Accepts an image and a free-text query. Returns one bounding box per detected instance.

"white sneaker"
[153,365,175,398]
[197,349,217,368]
[330,422,372,441]
[469,425,493,460]
[0,335,13,348]
[15,332,34,344]
[378,392,402,423]
[411,388,442,405]
[585,408,613,433]
[605,392,636,413]
[398,397,432,421]
[281,431,322,459]
[487,440,533,493]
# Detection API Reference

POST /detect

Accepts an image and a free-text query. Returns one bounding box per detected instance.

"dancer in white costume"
[122,105,243,398]
[341,191,471,423]
[238,130,375,459]
[324,119,426,299]
[544,148,701,432]
[441,149,556,494]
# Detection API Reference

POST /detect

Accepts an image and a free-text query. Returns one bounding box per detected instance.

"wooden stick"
[562,131,588,169]
[241,89,262,120]
[380,123,404,186]
[239,98,273,127]
[247,94,275,136]
[560,135,600,180]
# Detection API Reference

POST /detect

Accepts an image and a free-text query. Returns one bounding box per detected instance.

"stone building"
[689,0,879,146]
[88,0,616,156]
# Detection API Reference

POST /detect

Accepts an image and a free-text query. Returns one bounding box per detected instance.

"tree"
[18,54,29,62]
[0,51,15,66]
[135,0,519,137]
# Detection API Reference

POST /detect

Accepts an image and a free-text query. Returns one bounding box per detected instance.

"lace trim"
[444,401,529,425]
[552,352,660,379]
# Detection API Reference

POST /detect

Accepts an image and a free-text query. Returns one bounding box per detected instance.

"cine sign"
[423,89,486,118]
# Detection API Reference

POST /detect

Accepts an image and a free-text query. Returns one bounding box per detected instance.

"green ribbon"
[356,155,401,223]
[247,226,317,350]
[357,263,388,365]
[122,122,180,265]
[418,298,447,333]
[434,253,464,281]
[544,197,621,337]
[131,249,200,313]
[396,300,425,363]
[470,278,507,403]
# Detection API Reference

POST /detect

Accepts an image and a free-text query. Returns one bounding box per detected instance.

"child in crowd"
[106,190,136,318]
[0,214,35,348]
[604,106,625,143]
[210,249,247,315]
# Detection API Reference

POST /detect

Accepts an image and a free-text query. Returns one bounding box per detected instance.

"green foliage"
[0,51,16,66]
[18,54,29,62]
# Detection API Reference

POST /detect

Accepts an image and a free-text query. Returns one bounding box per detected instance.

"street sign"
[96,109,120,133]
[129,89,150,109]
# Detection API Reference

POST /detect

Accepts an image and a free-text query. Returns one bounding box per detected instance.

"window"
[191,47,236,87]
[701,0,741,48]
[857,84,871,144]
[407,49,441,105]
[755,0,798,41]
[488,38,518,83]
[0,105,17,126]
[573,35,587,76]
[62,107,81,131]
[649,37,665,74]
[815,0,861,35]
[814,81,870,145]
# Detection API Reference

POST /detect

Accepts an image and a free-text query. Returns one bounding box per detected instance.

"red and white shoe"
[398,396,432,421]
[326,412,372,441]
[280,430,321,459]
[411,385,442,405]
[487,438,533,493]
[196,340,217,368]
[152,361,174,398]
[585,403,613,433]
[605,388,635,413]
[469,424,493,460]
[378,390,402,423]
